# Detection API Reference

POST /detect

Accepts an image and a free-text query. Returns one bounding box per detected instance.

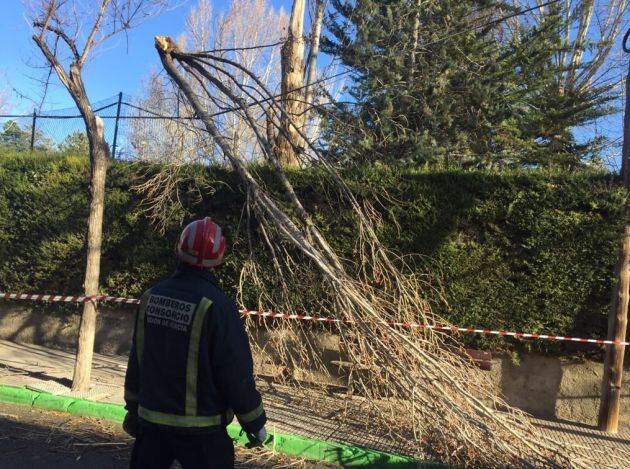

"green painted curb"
[0,384,443,468]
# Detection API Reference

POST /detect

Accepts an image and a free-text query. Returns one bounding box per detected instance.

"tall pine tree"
[323,0,517,166]
[322,0,619,168]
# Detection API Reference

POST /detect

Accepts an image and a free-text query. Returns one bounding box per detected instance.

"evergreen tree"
[323,0,516,166]
[59,131,89,154]
[0,120,31,150]
[322,0,619,168]
[0,120,55,152]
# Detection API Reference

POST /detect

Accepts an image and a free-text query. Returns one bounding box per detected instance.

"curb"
[0,384,442,468]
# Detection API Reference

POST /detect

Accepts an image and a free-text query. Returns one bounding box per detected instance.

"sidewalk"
[0,340,417,458]
[0,339,628,467]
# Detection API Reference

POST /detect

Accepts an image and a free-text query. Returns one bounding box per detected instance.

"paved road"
[0,340,408,456]
[0,402,321,469]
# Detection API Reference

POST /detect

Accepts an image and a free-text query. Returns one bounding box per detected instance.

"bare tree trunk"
[277,0,306,166]
[304,0,326,107]
[32,37,111,392]
[408,0,421,85]
[72,118,109,391]
[65,67,111,392]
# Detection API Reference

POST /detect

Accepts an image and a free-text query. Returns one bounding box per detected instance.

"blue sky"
[0,0,291,113]
[0,0,626,167]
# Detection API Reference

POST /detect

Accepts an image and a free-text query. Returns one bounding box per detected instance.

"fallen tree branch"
[154,35,605,467]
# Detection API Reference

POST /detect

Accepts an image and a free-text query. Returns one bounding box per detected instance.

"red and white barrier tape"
[1,292,628,346]
[241,310,630,346]
[0,292,140,305]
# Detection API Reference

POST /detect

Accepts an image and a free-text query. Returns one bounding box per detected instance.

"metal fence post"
[30,109,37,150]
[111,92,123,159]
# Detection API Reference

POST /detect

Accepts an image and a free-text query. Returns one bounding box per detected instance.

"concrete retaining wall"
[1,303,628,429]
[490,354,629,428]
[0,304,134,356]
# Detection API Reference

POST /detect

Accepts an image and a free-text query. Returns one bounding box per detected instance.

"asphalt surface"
[0,401,131,469]
[0,401,325,469]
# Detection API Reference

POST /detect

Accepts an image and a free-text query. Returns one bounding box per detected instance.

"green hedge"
[347,167,626,352]
[0,150,625,353]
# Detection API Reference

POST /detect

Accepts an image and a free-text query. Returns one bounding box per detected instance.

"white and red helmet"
[177,217,226,268]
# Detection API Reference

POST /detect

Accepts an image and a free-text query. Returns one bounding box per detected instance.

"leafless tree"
[133,0,333,170]
[27,0,170,391]
[132,0,287,165]
[131,0,288,230]
[505,0,629,94]
[130,65,210,164]
[188,0,287,160]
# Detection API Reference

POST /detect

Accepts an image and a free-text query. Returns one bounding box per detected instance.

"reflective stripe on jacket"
[124,265,266,433]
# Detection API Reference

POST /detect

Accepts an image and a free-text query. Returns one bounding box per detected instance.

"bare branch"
[33,20,80,62]
[78,0,111,67]
[568,0,596,85]
[31,34,72,90]
[37,0,56,41]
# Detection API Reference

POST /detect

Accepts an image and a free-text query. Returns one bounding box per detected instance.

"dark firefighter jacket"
[124,265,266,434]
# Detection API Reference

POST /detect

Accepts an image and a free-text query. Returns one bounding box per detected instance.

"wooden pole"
[598,214,630,432]
[598,31,630,433]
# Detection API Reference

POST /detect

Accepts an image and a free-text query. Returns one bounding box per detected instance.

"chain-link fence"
[0,93,214,161]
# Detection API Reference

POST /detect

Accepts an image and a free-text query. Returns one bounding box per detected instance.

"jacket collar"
[173,264,220,288]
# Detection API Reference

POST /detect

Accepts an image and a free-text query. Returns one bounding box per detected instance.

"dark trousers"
[130,426,235,469]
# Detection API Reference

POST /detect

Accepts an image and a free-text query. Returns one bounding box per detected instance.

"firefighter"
[123,217,267,469]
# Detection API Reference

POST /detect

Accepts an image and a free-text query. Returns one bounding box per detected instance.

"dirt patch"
[0,401,334,468]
